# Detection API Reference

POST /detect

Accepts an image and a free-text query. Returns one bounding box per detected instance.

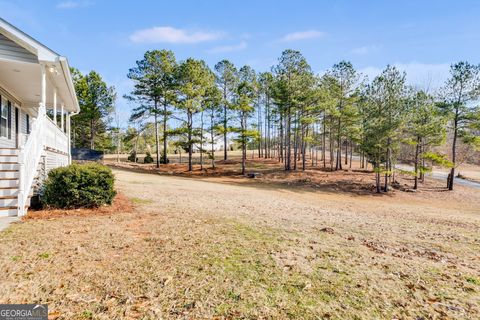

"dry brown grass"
[0,167,479,319]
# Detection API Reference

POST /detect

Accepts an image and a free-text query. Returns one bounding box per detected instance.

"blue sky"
[1,0,479,125]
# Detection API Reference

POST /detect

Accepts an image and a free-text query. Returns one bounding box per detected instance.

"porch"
[0,18,79,216]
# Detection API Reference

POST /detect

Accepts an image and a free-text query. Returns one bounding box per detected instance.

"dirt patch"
[23,192,134,220]
[361,239,458,263]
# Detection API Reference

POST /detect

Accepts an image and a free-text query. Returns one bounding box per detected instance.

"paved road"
[350,155,480,190]
[395,164,480,190]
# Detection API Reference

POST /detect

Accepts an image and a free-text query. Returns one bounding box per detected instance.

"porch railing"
[17,104,46,216]
[45,116,68,154]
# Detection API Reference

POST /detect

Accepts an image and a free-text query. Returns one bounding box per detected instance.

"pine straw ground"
[0,166,479,319]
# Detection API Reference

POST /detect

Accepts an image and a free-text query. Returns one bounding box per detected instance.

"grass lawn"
[0,168,479,319]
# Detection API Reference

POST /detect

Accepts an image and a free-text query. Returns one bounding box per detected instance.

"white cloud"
[56,1,92,9]
[206,41,247,54]
[278,30,326,42]
[129,26,224,44]
[359,62,451,91]
[351,44,382,55]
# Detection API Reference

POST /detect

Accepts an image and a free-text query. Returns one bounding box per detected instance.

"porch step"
[0,163,19,170]
[0,155,18,162]
[0,196,30,208]
[0,171,19,179]
[0,179,19,188]
[0,149,19,156]
[0,188,17,197]
[0,148,40,217]
[0,196,17,207]
[0,207,18,217]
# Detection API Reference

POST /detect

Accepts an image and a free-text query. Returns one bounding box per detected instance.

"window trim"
[0,96,7,139]
[0,96,13,140]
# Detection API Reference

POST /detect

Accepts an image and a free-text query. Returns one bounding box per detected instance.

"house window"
[26,114,30,134]
[7,101,11,139]
[0,97,8,138]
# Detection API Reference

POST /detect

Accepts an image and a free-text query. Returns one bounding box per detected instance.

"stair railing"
[17,103,45,216]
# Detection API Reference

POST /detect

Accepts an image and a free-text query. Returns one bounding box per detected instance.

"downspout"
[59,57,79,164]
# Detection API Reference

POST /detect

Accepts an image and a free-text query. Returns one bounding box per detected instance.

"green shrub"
[160,155,169,164]
[42,163,116,209]
[127,151,137,162]
[144,152,154,163]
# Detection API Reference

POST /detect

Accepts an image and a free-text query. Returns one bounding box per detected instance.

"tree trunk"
[241,111,246,175]
[210,108,215,169]
[286,106,292,171]
[188,111,193,171]
[322,115,326,168]
[293,113,298,171]
[301,125,307,171]
[329,123,334,171]
[349,141,353,169]
[163,101,168,164]
[376,167,381,193]
[257,100,262,158]
[154,101,160,168]
[414,141,419,190]
[134,134,139,164]
[448,110,458,190]
[384,140,391,192]
[223,95,228,161]
[344,138,348,165]
[279,113,284,163]
[90,119,95,149]
[265,94,271,158]
[335,118,342,170]
[200,111,204,170]
[116,130,120,163]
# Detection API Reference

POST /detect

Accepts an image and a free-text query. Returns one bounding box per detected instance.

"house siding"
[0,33,38,64]
[19,109,28,134]
[45,149,68,173]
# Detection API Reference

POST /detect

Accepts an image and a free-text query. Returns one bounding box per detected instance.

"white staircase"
[0,148,37,217]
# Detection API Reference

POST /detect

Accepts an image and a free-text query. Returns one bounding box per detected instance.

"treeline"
[123,49,479,192]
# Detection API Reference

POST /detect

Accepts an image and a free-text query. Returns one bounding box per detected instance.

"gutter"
[59,56,80,115]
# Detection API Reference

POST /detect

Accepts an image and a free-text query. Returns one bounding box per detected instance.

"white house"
[0,18,79,216]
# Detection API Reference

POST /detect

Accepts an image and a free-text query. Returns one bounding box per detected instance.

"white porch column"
[67,112,71,164]
[39,64,47,145]
[61,103,64,132]
[53,88,57,124]
[40,65,46,104]
[40,64,46,112]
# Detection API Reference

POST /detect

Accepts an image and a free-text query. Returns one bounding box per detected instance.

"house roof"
[0,18,79,113]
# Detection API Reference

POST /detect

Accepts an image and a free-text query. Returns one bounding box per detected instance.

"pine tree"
[214,60,238,160]
[176,58,215,171]
[439,62,480,190]
[404,90,447,189]
[126,50,177,167]
[71,68,116,150]
[362,66,406,192]
[272,50,313,171]
[233,66,258,175]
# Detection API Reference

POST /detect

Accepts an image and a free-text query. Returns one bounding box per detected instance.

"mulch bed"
[22,191,133,220]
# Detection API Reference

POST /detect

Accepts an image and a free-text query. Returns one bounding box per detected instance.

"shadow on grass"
[108,164,403,198]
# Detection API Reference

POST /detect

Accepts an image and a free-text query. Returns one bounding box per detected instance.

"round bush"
[42,163,116,209]
[144,152,154,163]
[128,151,137,162]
